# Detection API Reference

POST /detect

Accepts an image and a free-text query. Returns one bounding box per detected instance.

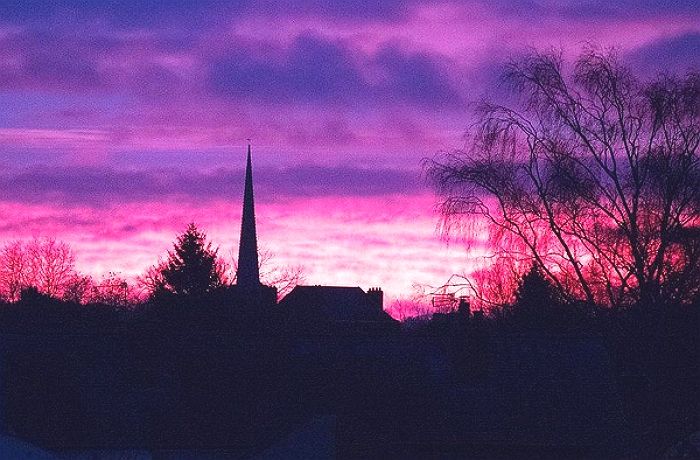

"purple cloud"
[560,0,700,19]
[0,165,425,207]
[474,0,700,20]
[372,45,463,108]
[0,1,246,28]
[209,34,365,104]
[0,29,105,92]
[625,33,700,75]
[0,0,411,27]
[209,34,462,108]
[4,0,693,27]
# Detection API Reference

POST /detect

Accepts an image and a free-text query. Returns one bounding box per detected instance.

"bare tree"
[0,238,79,301]
[257,249,305,299]
[26,238,77,298]
[386,281,447,320]
[427,49,700,307]
[90,272,137,307]
[229,248,305,300]
[63,274,94,304]
[387,298,433,322]
[464,255,523,310]
[136,260,167,300]
[0,241,29,302]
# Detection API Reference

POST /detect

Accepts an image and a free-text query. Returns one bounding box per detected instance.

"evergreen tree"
[513,264,562,327]
[159,223,223,297]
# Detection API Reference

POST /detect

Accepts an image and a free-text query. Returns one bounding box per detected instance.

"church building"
[235,146,396,328]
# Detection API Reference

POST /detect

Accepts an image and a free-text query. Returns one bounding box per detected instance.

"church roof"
[280,285,391,323]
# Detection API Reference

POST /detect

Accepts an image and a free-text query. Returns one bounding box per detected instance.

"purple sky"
[1,1,698,307]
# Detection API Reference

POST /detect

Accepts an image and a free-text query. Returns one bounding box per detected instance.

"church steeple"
[236,144,260,288]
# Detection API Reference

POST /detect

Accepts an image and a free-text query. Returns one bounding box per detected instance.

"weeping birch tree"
[427,50,700,307]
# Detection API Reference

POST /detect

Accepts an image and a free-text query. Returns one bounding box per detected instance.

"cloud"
[268,165,422,197]
[254,0,409,21]
[4,0,693,28]
[0,1,247,28]
[472,0,700,21]
[0,25,202,98]
[559,0,700,19]
[209,34,365,104]
[2,24,464,114]
[209,33,462,108]
[0,0,412,27]
[0,0,695,179]
[0,165,425,207]
[372,45,463,108]
[625,33,700,75]
[0,194,475,302]
[0,29,106,92]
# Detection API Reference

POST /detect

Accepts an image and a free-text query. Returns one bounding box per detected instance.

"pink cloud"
[0,195,486,303]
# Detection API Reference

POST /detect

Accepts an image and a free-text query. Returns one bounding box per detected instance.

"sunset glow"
[1,1,699,305]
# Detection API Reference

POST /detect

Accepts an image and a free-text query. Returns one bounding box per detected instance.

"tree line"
[0,223,304,306]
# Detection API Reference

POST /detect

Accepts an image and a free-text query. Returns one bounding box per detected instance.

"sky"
[1,1,699,309]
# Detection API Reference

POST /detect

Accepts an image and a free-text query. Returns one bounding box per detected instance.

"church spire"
[236,143,260,288]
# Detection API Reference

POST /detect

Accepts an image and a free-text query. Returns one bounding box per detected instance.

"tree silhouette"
[0,238,78,301]
[91,272,134,307]
[157,224,223,297]
[513,264,561,319]
[427,49,700,307]
[62,274,93,304]
[228,248,304,299]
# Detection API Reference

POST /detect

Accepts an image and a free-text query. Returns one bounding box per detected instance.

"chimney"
[367,287,383,310]
[458,296,471,318]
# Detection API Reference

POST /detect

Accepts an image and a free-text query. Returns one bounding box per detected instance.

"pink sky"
[0,0,698,309]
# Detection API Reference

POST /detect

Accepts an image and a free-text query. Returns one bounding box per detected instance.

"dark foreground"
[0,293,697,458]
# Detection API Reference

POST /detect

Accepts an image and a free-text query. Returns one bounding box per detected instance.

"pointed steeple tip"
[237,141,260,288]
[246,143,253,174]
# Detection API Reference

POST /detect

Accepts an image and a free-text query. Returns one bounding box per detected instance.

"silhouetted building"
[231,146,393,321]
[457,296,470,318]
[279,285,396,333]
